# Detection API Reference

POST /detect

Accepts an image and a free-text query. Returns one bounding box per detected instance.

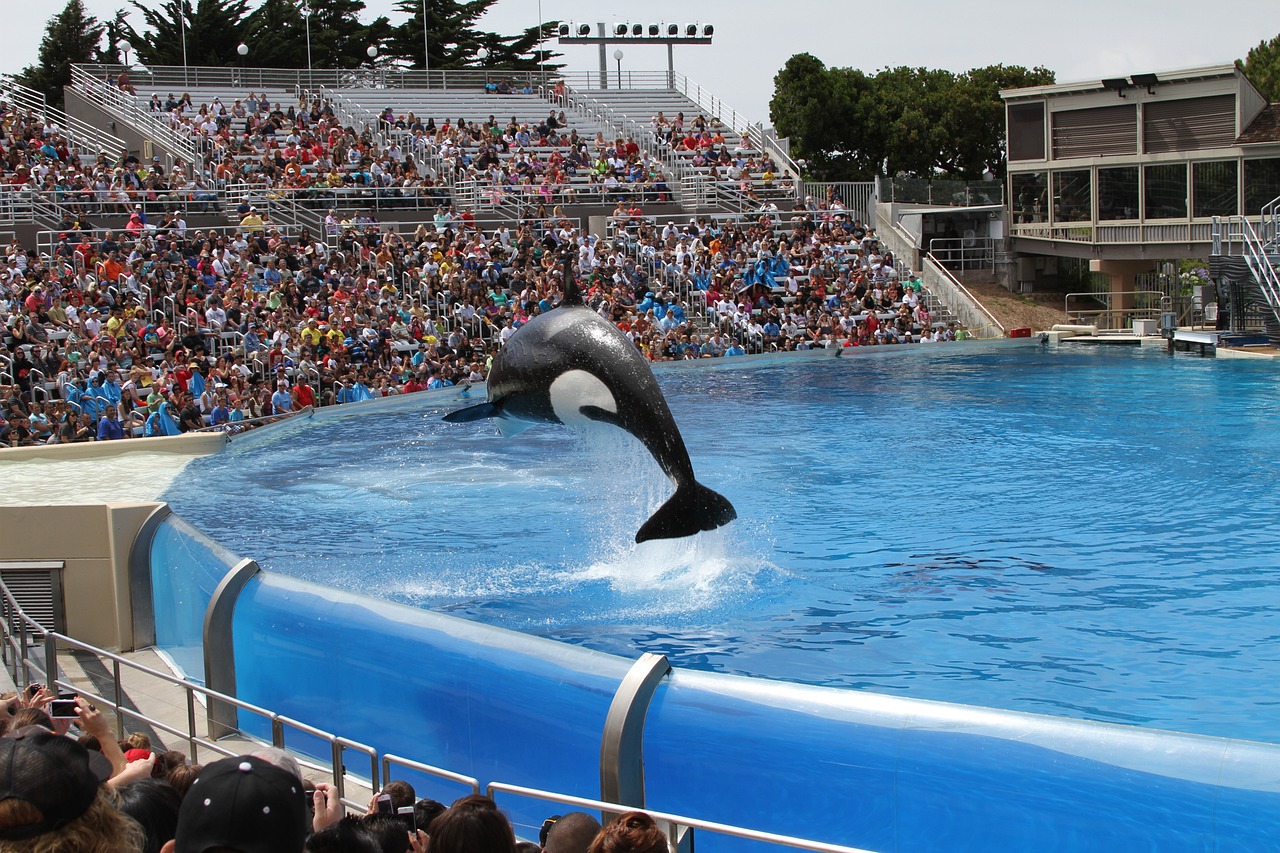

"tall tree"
[386,0,557,70]
[239,0,308,68]
[770,54,1055,182]
[97,9,131,65]
[304,0,392,69]
[1239,34,1280,103]
[16,0,105,108]
[124,0,250,68]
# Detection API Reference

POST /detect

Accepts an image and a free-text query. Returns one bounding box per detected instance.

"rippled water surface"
[163,344,1280,742]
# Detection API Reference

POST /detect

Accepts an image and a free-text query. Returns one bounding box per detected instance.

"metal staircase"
[1211,195,1280,340]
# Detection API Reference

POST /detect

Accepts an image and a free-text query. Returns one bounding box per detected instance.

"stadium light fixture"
[648,23,659,36]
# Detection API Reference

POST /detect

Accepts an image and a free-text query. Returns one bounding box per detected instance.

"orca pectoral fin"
[495,418,536,437]
[442,402,499,423]
[635,481,737,543]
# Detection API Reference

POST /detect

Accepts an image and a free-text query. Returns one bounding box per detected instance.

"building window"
[1008,103,1046,161]
[1144,163,1187,219]
[1244,158,1280,215]
[1052,170,1092,223]
[1010,172,1047,222]
[1097,167,1139,221]
[1192,161,1238,218]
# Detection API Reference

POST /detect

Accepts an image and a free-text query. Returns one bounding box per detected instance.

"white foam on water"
[0,451,199,505]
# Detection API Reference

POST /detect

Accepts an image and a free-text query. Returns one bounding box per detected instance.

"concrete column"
[1089,259,1158,328]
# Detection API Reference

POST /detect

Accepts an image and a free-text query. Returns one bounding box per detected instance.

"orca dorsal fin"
[561,249,584,307]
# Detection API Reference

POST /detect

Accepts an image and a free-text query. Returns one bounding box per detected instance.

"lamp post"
[427,0,437,75]
[236,42,248,86]
[301,2,313,91]
[180,2,189,87]
[117,38,131,68]
[613,49,623,90]
[476,47,488,64]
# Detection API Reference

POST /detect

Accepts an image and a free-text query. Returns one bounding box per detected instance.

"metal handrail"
[0,579,377,803]
[381,754,480,796]
[70,66,198,170]
[922,252,1005,337]
[0,74,128,160]
[486,782,880,853]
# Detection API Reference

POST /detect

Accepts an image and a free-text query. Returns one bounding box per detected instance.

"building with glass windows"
[1001,64,1280,301]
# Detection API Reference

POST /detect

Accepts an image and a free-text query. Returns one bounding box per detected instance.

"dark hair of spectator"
[114,778,181,853]
[361,813,412,853]
[413,798,446,834]
[544,811,604,853]
[381,779,416,810]
[426,795,516,853]
[305,816,382,853]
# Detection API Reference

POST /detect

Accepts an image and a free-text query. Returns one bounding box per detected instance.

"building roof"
[1000,64,1238,101]
[1236,103,1280,144]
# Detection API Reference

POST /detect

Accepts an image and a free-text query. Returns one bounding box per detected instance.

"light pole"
[427,0,437,75]
[236,42,247,85]
[301,2,313,91]
[613,49,623,90]
[117,38,131,68]
[180,1,189,86]
[476,47,488,65]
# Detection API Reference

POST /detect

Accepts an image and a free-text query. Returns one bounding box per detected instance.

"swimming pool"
[162,342,1280,744]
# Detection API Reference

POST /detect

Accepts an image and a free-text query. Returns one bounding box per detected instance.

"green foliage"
[1238,33,1280,102]
[16,0,105,108]
[239,0,308,68]
[124,0,251,67]
[770,54,1054,182]
[305,0,392,69]
[386,0,558,70]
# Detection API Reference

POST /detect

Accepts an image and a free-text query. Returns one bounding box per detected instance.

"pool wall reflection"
[147,511,1280,852]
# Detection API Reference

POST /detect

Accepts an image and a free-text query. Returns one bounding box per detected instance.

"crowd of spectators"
[0,684,675,853]
[1,79,967,448]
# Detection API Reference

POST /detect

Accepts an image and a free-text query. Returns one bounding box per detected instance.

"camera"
[49,694,78,719]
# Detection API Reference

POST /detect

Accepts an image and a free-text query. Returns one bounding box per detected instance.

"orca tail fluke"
[635,481,737,543]
[442,402,498,423]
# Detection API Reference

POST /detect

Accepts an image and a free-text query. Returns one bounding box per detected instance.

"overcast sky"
[5,0,1278,123]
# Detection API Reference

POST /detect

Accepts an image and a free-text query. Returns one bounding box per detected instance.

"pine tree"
[1239,34,1280,103]
[124,0,250,68]
[240,0,308,68]
[304,0,392,69]
[16,0,105,108]
[386,0,557,70]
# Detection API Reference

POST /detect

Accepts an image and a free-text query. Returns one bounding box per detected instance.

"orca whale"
[443,251,736,543]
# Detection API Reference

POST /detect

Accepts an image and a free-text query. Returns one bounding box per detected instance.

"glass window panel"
[1097,167,1139,221]
[1192,161,1238,218]
[1008,104,1046,161]
[1144,163,1187,219]
[1052,170,1092,223]
[1244,158,1280,215]
[1010,172,1047,222]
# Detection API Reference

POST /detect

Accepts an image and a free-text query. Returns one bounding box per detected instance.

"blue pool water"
[163,343,1280,744]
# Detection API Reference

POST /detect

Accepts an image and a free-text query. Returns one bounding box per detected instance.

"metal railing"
[877,176,1004,207]
[0,578,379,811]
[74,63,555,95]
[1013,220,1223,245]
[487,782,879,853]
[921,253,1004,338]
[70,66,198,171]
[1062,290,1166,331]
[928,237,996,273]
[0,74,128,162]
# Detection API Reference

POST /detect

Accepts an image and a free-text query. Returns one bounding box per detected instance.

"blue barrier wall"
[229,572,631,835]
[149,514,242,683]
[148,513,1280,852]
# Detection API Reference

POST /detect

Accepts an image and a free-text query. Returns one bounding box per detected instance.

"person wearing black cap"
[0,726,143,852]
[160,755,308,853]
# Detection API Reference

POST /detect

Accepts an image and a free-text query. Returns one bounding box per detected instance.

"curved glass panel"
[230,572,631,835]
[149,513,242,682]
[642,670,1280,852]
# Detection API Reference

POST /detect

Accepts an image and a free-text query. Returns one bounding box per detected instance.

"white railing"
[70,66,199,170]
[0,74,127,161]
[1012,220,1221,245]
[921,253,1005,338]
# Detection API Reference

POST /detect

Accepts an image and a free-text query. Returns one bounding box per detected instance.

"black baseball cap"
[0,727,113,840]
[174,755,307,853]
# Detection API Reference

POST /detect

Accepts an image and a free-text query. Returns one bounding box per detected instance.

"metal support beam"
[127,504,172,650]
[600,652,670,808]
[203,559,260,739]
[597,23,608,89]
